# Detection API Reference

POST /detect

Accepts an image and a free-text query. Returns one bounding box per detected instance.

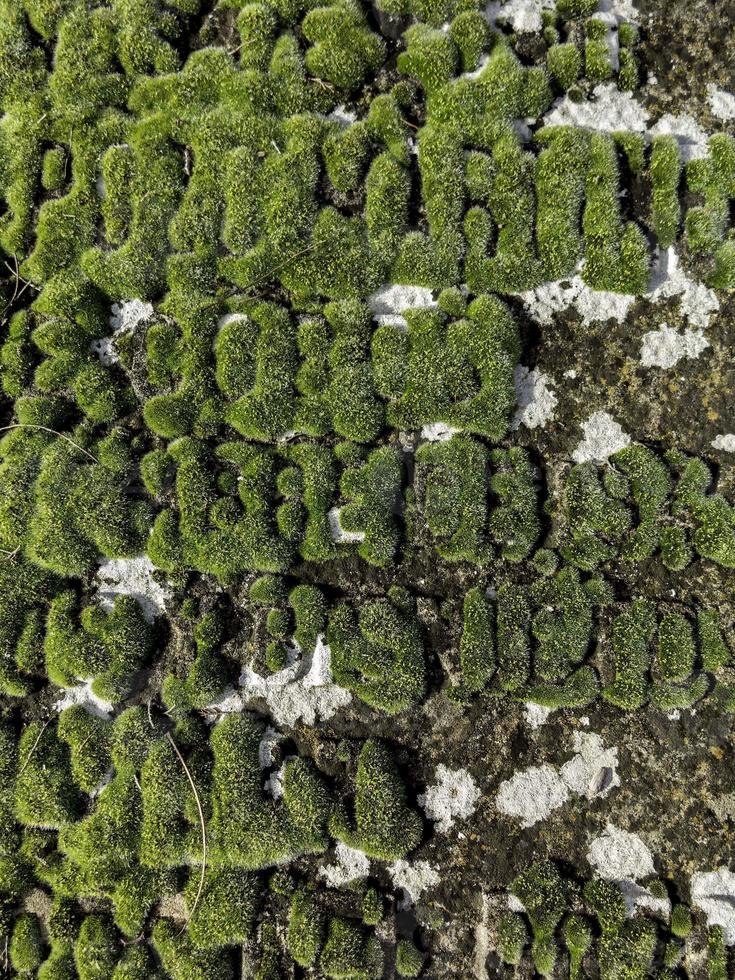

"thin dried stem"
[0,423,98,463]
[17,716,54,781]
[166,731,207,936]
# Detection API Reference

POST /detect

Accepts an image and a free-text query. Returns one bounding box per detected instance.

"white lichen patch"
[55,679,113,720]
[328,506,365,544]
[519,273,636,327]
[639,323,709,368]
[201,686,246,722]
[512,365,558,430]
[646,247,720,328]
[523,702,553,729]
[712,434,735,452]
[707,83,735,122]
[420,421,462,442]
[95,556,169,623]
[389,860,440,909]
[496,764,570,827]
[486,0,555,34]
[418,765,481,833]
[587,824,656,882]
[543,82,649,133]
[238,635,352,727]
[320,843,371,888]
[691,868,735,944]
[572,411,631,464]
[648,112,710,162]
[497,734,619,827]
[91,299,155,365]
[328,105,357,126]
[258,725,282,768]
[367,283,437,328]
[598,0,639,24]
[558,733,620,800]
[618,879,671,918]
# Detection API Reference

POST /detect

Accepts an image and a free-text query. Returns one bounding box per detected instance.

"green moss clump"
[186,868,262,948]
[210,715,332,869]
[302,1,386,94]
[512,861,569,977]
[15,720,81,829]
[459,586,495,693]
[288,889,326,966]
[74,914,118,980]
[153,919,233,980]
[57,706,111,794]
[490,448,540,562]
[320,916,383,979]
[497,912,527,965]
[495,584,531,692]
[603,599,655,710]
[582,133,649,293]
[546,43,582,90]
[10,912,44,973]
[338,445,403,567]
[563,914,592,980]
[670,903,692,939]
[396,938,423,977]
[328,596,426,713]
[650,135,681,247]
[332,739,422,860]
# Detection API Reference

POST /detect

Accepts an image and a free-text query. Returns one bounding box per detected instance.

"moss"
[584,18,613,82]
[210,715,332,869]
[338,445,403,566]
[57,706,111,794]
[74,914,118,980]
[110,706,163,771]
[289,584,327,651]
[415,435,491,563]
[603,599,655,710]
[288,889,326,966]
[331,739,422,860]
[583,878,626,934]
[60,765,142,894]
[153,919,233,980]
[546,43,582,90]
[361,888,383,926]
[139,736,199,868]
[490,448,540,562]
[563,914,592,980]
[10,912,44,973]
[707,926,727,980]
[186,868,262,949]
[597,918,657,980]
[559,462,632,570]
[557,0,597,16]
[649,135,681,247]
[111,945,161,980]
[328,596,426,713]
[512,861,569,976]
[396,938,423,976]
[670,903,692,939]
[460,586,495,693]
[15,720,81,829]
[113,867,175,939]
[656,610,695,681]
[302,1,385,93]
[495,584,530,692]
[530,568,610,687]
[497,912,527,965]
[583,133,649,293]
[320,916,383,979]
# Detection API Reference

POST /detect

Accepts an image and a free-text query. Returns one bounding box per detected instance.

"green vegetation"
[331,739,422,860]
